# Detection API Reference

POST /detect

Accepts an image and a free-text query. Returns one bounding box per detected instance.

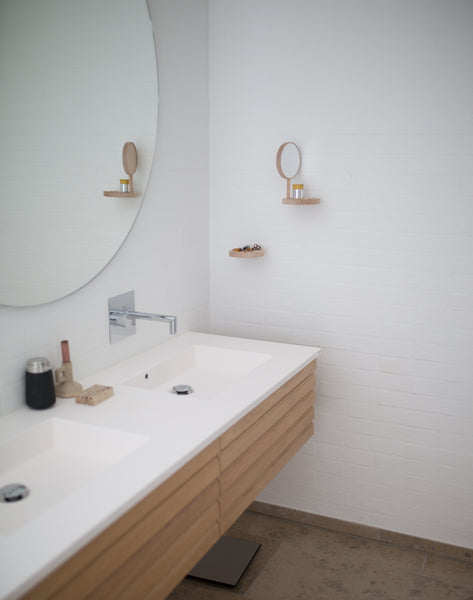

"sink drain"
[0,483,30,503]
[172,384,193,395]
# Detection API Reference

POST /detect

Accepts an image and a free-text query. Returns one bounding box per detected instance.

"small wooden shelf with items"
[229,244,264,258]
[276,141,321,205]
[103,191,139,198]
[104,142,139,198]
[282,197,320,205]
[103,190,138,198]
[229,250,265,258]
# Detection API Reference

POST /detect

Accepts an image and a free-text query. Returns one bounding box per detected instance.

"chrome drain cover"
[172,384,193,395]
[0,483,30,503]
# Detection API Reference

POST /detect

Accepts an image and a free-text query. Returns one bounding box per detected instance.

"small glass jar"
[120,179,129,193]
[292,183,304,199]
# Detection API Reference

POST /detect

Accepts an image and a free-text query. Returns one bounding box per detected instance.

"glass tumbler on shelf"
[292,183,304,199]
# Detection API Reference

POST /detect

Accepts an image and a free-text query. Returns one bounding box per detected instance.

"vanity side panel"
[114,509,219,600]
[220,393,315,494]
[221,376,315,471]
[141,523,220,600]
[218,364,317,534]
[91,497,220,600]
[220,359,317,449]
[220,420,314,533]
[49,459,219,600]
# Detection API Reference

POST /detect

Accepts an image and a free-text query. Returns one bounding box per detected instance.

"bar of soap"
[76,384,113,406]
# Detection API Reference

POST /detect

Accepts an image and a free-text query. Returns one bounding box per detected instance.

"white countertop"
[0,332,320,599]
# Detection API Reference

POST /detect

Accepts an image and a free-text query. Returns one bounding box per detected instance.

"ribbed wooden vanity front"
[21,359,316,600]
[218,360,316,533]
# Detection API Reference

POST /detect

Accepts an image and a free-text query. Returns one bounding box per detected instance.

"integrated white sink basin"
[123,345,271,397]
[0,333,320,600]
[0,418,148,534]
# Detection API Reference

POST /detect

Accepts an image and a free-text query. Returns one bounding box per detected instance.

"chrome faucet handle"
[108,310,127,327]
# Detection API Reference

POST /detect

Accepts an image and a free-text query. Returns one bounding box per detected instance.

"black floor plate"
[187,536,261,586]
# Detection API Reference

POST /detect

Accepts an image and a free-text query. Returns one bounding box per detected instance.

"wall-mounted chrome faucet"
[108,290,177,344]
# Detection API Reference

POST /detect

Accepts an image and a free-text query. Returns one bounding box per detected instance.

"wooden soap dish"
[76,385,114,406]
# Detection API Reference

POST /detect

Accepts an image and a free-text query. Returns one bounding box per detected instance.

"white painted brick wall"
[1,0,472,552]
[209,0,473,547]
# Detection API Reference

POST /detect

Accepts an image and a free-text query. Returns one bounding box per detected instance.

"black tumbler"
[25,357,56,410]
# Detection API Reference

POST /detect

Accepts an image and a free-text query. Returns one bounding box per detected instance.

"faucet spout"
[125,311,177,335]
[108,291,177,343]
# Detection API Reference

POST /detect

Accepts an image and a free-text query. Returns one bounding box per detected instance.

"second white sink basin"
[123,345,271,397]
[0,418,148,534]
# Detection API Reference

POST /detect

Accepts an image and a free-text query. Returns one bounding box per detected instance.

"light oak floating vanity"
[0,333,319,600]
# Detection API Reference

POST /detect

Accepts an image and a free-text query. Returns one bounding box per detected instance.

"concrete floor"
[167,509,473,600]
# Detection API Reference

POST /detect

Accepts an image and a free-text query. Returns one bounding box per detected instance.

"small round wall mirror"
[276,141,321,205]
[276,142,301,180]
[276,142,302,199]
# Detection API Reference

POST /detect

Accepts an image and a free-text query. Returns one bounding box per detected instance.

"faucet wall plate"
[108,290,177,343]
[108,290,136,344]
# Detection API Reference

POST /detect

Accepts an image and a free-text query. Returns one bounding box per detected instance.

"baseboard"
[248,501,473,564]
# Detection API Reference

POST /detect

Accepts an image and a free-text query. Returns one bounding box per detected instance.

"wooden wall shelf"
[103,191,139,198]
[276,142,322,206]
[229,250,265,258]
[104,142,138,199]
[282,197,320,205]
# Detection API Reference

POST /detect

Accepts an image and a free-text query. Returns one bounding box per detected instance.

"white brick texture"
[209,0,473,547]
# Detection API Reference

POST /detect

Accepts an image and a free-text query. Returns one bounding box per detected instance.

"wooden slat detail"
[220,392,315,493]
[21,439,219,600]
[89,481,219,599]
[143,523,220,600]
[220,406,314,514]
[221,378,315,472]
[220,421,314,534]
[220,359,317,449]
[48,458,219,600]
[116,505,220,600]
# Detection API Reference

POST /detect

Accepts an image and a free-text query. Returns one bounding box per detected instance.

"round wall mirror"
[276,142,301,180]
[0,0,158,307]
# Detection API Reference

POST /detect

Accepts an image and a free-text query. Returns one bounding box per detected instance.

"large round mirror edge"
[0,0,158,308]
[3,115,160,310]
